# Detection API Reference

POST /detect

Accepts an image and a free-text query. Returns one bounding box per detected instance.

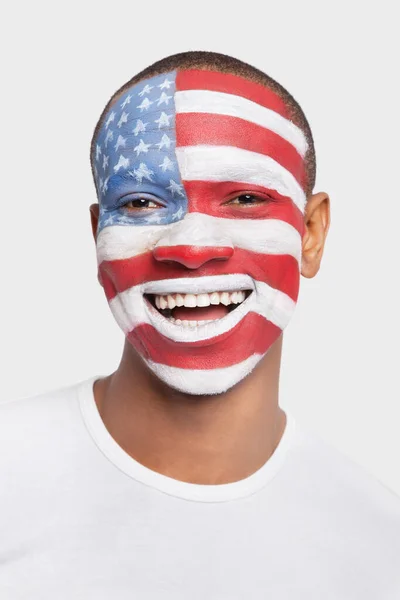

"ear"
[301,192,330,278]
[89,203,103,287]
[89,203,99,241]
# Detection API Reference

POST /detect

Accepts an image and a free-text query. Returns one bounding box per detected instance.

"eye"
[121,197,161,211]
[228,194,266,206]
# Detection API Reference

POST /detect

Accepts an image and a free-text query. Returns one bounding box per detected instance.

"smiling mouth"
[144,289,253,327]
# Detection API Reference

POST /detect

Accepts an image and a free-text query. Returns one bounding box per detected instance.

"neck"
[93,336,286,485]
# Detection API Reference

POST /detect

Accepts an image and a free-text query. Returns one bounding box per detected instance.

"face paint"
[93,69,308,395]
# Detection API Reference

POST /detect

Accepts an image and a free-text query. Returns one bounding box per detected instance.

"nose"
[153,245,234,269]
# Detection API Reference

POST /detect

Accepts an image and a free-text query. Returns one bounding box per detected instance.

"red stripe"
[127,312,282,369]
[176,69,291,120]
[153,245,234,269]
[99,251,300,302]
[176,113,306,189]
[181,181,305,233]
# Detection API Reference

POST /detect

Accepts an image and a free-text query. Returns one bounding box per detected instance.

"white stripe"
[141,273,255,296]
[175,145,306,214]
[144,353,265,396]
[109,275,296,343]
[175,89,308,158]
[96,213,302,264]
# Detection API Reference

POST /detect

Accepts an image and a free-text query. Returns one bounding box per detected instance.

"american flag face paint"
[93,70,308,395]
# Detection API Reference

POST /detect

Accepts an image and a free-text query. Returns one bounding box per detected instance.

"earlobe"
[300,192,330,278]
[89,204,100,241]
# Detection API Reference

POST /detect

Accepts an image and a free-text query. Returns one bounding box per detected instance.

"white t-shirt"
[0,377,399,599]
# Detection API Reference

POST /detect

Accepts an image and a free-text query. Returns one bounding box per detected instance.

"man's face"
[92,69,308,395]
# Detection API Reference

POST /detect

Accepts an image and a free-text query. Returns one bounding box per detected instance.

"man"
[1,51,399,598]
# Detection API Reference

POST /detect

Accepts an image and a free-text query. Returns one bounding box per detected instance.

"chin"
[139,349,268,396]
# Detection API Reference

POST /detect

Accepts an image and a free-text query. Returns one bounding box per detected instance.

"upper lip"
[141,274,254,296]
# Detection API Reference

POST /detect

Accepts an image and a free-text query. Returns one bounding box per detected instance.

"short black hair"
[90,50,316,197]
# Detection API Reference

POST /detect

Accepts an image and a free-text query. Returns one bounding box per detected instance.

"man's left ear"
[301,191,330,278]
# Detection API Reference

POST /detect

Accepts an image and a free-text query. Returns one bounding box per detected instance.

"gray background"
[1,1,399,495]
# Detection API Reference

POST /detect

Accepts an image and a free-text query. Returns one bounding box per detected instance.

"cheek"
[98,262,120,302]
[260,255,301,303]
[95,224,160,299]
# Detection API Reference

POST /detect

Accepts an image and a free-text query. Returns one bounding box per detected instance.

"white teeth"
[220,292,230,306]
[209,292,220,305]
[196,293,211,307]
[184,294,197,307]
[152,289,250,311]
[175,293,184,307]
[159,296,168,310]
[167,317,217,327]
[167,294,176,309]
[232,290,245,304]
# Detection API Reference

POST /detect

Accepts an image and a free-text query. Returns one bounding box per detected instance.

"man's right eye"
[122,198,160,210]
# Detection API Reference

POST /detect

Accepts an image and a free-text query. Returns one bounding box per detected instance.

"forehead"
[93,69,308,214]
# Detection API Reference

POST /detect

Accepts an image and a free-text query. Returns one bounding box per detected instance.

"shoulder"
[0,379,83,438]
[289,414,400,539]
[283,415,400,595]
[0,377,99,535]
[0,377,97,468]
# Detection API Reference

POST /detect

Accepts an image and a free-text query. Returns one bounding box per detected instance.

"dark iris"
[128,198,152,208]
[237,194,256,204]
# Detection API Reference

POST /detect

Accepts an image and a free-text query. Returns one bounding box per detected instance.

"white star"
[145,212,163,224]
[102,154,109,171]
[172,205,184,220]
[104,214,114,226]
[105,111,115,128]
[158,77,173,90]
[114,135,126,151]
[167,179,185,197]
[104,130,114,147]
[154,112,172,128]
[134,138,151,156]
[118,215,135,224]
[98,177,103,191]
[156,134,172,150]
[133,119,148,136]
[138,83,154,96]
[121,95,132,109]
[159,156,174,172]
[113,155,130,173]
[117,111,129,128]
[157,92,172,106]
[101,176,110,194]
[128,162,154,183]
[137,97,153,112]
[95,144,102,161]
